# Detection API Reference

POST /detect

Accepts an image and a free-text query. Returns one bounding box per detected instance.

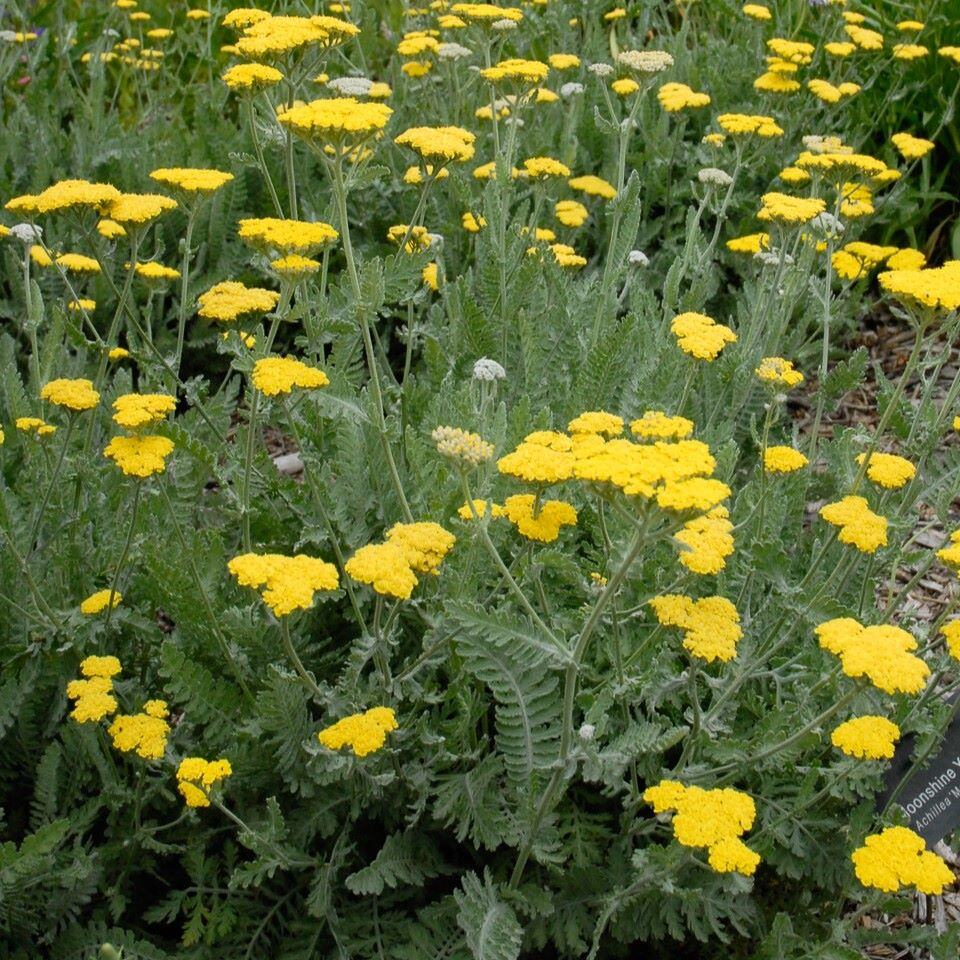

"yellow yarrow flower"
[670,312,737,361]
[317,706,398,757]
[251,356,329,396]
[197,280,280,322]
[385,522,456,574]
[112,393,175,430]
[819,496,887,553]
[657,82,711,112]
[149,167,234,193]
[891,132,934,160]
[395,125,476,162]
[764,446,808,474]
[649,594,742,662]
[856,452,915,489]
[345,542,419,599]
[852,827,953,895]
[103,435,175,477]
[756,356,803,388]
[816,618,929,695]
[80,589,122,615]
[831,716,900,760]
[674,507,735,575]
[228,553,340,616]
[176,757,232,807]
[41,378,100,412]
[502,494,577,542]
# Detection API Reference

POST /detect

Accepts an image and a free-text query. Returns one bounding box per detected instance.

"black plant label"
[879,708,960,844]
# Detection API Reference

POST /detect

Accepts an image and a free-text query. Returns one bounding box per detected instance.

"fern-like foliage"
[454,870,523,960]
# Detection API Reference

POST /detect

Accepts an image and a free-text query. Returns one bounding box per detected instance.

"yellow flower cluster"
[856,452,915,489]
[852,827,953,894]
[197,280,280,322]
[251,356,330,396]
[80,588,122,615]
[716,113,783,137]
[657,82,711,112]
[108,701,170,760]
[568,174,617,200]
[941,621,960,660]
[819,496,888,553]
[104,434,175,478]
[480,58,549,86]
[936,530,960,571]
[878,260,960,314]
[891,132,934,159]
[238,217,339,255]
[807,78,860,104]
[228,552,340,616]
[816,618,929,695]
[149,167,234,193]
[106,193,178,225]
[277,97,393,144]
[40,378,100,412]
[395,125,476,162]
[756,356,804,388]
[568,411,623,436]
[66,656,121,723]
[16,416,56,438]
[346,522,455,599]
[757,192,826,225]
[520,156,571,179]
[112,393,175,430]
[670,312,737,361]
[675,507,735,575]
[222,62,283,91]
[56,253,100,273]
[644,780,760,876]
[451,3,523,23]
[831,715,901,760]
[649,594,742,662]
[502,494,577,542]
[431,425,495,465]
[317,706,398,757]
[629,411,693,440]
[176,757,232,807]
[6,178,120,216]
[764,446,808,474]
[232,14,358,59]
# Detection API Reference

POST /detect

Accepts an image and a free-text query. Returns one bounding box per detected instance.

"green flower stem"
[240,387,261,553]
[851,319,927,493]
[104,480,141,632]
[0,487,64,631]
[283,82,299,218]
[705,685,860,785]
[460,473,565,656]
[213,799,315,869]
[510,520,647,888]
[26,412,77,556]
[807,237,835,460]
[279,616,324,701]
[158,479,254,703]
[280,397,367,638]
[330,157,414,523]
[372,595,393,693]
[247,95,284,218]
[172,205,197,380]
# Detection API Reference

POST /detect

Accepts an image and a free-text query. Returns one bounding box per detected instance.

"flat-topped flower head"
[56,253,100,273]
[554,199,588,227]
[318,706,398,757]
[675,507,734,574]
[649,594,742,662]
[81,655,122,678]
[223,62,283,91]
[936,530,960,572]
[109,709,170,760]
[197,280,280,322]
[228,552,339,616]
[385,522,456,574]
[852,827,953,895]
[112,393,175,429]
[80,589,122,615]
[742,3,771,20]
[498,430,574,484]
[252,356,329,396]
[643,780,760,876]
[891,132,934,160]
[41,378,100,412]
[630,411,693,440]
[176,756,232,807]
[657,82,710,112]
[820,496,887,553]
[856,452,915,489]
[878,260,960,314]
[233,14,358,59]
[238,217,338,255]
[502,494,577,542]
[480,58,548,86]
[716,113,783,137]
[941,621,960,660]
[568,174,617,200]
[816,617,929,694]
[764,446,808,474]
[395,125,476,163]
[519,156,571,179]
[756,356,804,388]
[757,192,826,225]
[617,49,673,74]
[149,167,234,194]
[6,179,121,216]
[16,417,56,437]
[134,262,181,283]
[450,3,523,24]
[345,542,418,599]
[277,97,393,145]
[223,8,272,29]
[567,411,623,436]
[432,425,494,465]
[670,312,736,360]
[105,193,177,225]
[831,716,901,760]
[104,434,175,477]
